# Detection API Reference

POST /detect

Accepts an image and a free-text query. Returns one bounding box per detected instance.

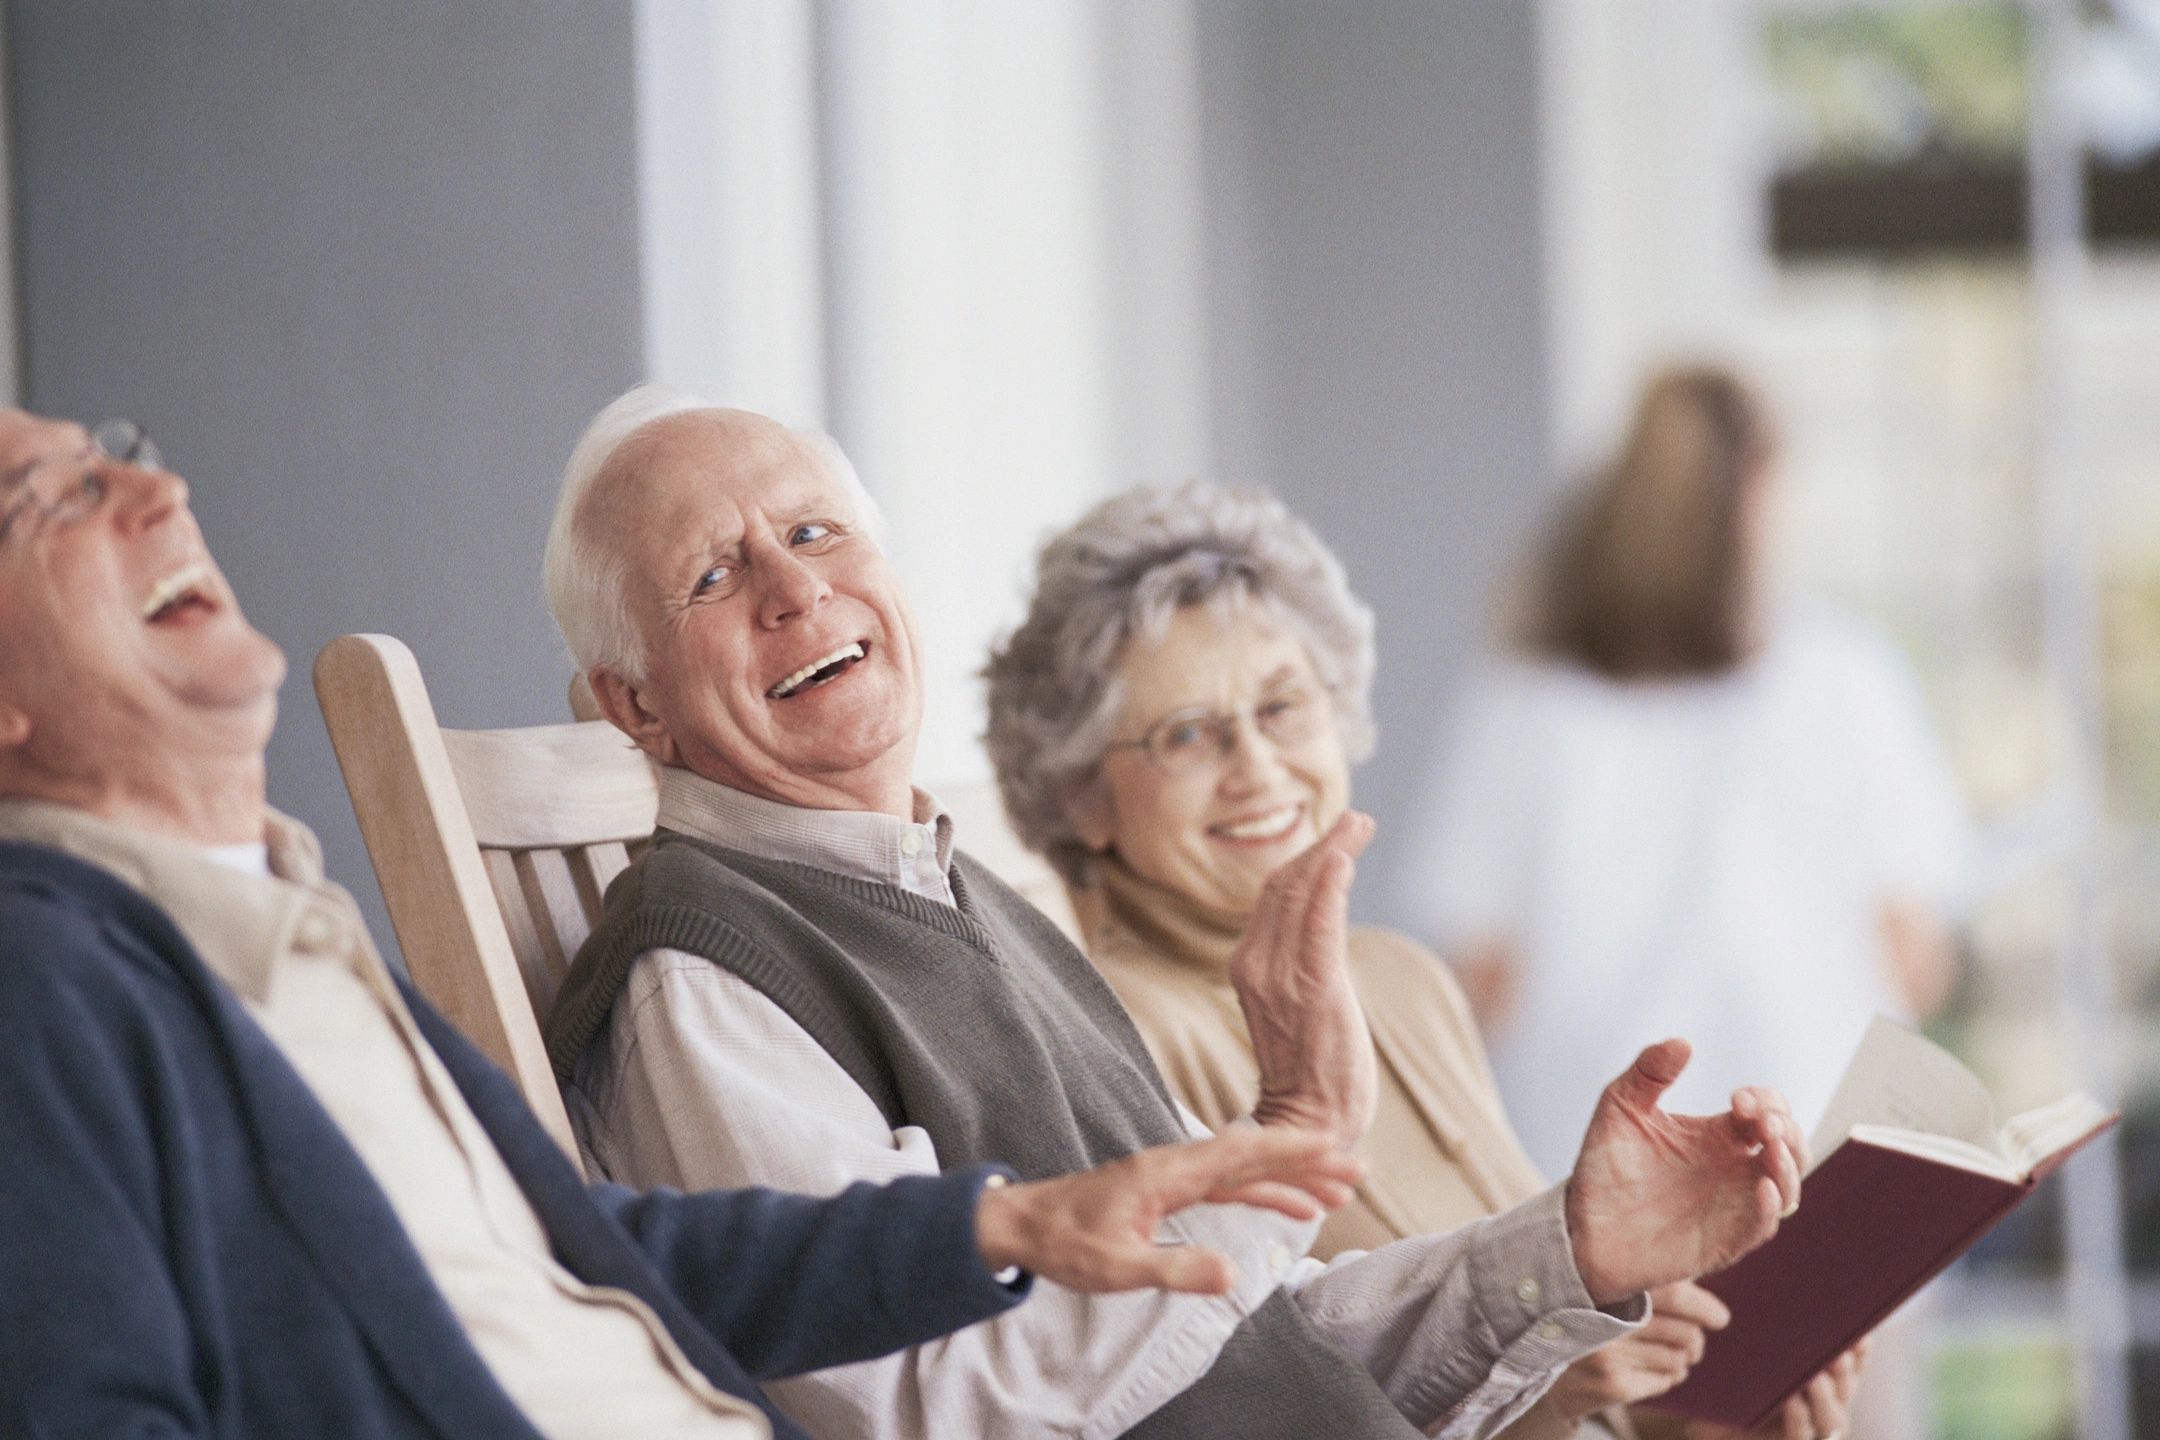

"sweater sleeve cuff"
[869,1165,1033,1343]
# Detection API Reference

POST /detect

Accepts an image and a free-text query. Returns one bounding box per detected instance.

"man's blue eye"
[791,522,832,545]
[693,564,732,595]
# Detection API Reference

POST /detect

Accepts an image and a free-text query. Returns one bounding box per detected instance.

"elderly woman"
[983,480,1859,1440]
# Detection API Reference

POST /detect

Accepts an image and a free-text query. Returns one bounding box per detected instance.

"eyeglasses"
[1103,685,1332,776]
[0,419,162,554]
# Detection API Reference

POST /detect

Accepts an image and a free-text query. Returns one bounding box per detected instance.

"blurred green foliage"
[1933,1340,2074,1440]
[2105,564,2160,824]
[1767,4,2029,169]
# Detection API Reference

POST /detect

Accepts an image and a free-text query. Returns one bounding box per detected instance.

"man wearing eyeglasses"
[539,384,1811,1440]
[0,403,1380,1439]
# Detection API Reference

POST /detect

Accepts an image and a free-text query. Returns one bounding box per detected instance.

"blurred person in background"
[1398,363,1971,1438]
[985,479,1862,1440]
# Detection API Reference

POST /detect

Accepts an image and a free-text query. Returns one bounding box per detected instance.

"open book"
[1647,1017,2115,1429]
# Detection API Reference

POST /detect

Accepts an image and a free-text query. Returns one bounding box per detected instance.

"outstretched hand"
[1564,1038,1805,1305]
[1231,811,1378,1148]
[974,1127,1362,1296]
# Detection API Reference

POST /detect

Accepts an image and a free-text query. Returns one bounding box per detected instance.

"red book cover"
[1646,1117,2115,1429]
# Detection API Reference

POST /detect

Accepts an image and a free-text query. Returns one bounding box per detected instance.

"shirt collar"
[655,765,955,898]
[0,797,336,1004]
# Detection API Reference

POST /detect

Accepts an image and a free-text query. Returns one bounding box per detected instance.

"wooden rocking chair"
[314,634,657,1166]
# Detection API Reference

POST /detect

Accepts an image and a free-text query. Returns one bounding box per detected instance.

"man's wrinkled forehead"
[586,410,852,553]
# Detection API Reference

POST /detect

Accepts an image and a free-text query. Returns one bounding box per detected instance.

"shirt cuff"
[1409,1185,1646,1435]
[979,1172,1028,1290]
[1471,1184,1648,1346]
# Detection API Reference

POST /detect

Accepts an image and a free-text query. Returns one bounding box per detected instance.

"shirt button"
[1268,1241,1292,1277]
[1537,1322,1565,1341]
[901,831,924,858]
[1515,1277,1541,1306]
[294,911,336,952]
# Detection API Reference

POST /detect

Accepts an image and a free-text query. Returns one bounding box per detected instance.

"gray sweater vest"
[548,832,1419,1439]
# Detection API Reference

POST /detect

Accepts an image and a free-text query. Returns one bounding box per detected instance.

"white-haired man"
[0,403,1378,1439]
[541,385,1811,1440]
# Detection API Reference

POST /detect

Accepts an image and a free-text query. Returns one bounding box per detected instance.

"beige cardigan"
[1077,859,1639,1440]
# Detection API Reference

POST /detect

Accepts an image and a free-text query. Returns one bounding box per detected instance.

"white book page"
[1808,1016,2002,1170]
[1842,1124,2019,1182]
[2000,1093,2113,1174]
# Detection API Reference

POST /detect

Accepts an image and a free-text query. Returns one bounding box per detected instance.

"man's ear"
[1066,775,1117,855]
[588,668,679,767]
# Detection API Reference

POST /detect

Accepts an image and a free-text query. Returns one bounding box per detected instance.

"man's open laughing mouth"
[140,560,220,625]
[766,641,868,700]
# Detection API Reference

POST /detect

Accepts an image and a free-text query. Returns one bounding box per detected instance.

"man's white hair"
[543,383,883,685]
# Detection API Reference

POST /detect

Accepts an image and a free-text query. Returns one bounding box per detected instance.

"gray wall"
[7,0,644,958]
[1194,0,1555,928]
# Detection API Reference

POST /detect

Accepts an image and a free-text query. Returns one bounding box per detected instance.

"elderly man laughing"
[541,385,1810,1440]
[0,403,1380,1439]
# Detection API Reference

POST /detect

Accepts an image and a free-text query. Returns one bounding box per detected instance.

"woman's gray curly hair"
[984,479,1375,886]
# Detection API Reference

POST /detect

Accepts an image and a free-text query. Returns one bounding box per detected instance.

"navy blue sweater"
[0,840,1026,1439]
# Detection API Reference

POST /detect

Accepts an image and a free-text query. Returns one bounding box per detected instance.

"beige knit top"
[1075,857,1637,1440]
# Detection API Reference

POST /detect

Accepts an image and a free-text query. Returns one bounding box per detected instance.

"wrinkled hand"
[1230,811,1377,1148]
[1685,1341,1867,1440]
[1547,1282,1731,1420]
[1564,1038,1805,1305]
[973,1127,1362,1295]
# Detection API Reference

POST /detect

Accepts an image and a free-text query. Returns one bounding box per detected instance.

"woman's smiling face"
[1080,602,1351,918]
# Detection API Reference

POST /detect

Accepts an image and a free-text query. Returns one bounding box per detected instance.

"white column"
[819,0,1208,784]
[1097,0,1213,490]
[633,0,826,421]
[1537,0,1771,472]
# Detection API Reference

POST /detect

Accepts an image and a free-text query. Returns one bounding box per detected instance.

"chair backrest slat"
[441,725,656,850]
[315,634,659,1173]
[577,839,633,899]
[511,848,588,1014]
[480,848,554,1009]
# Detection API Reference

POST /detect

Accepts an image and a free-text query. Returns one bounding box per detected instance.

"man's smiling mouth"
[140,560,218,624]
[767,641,868,700]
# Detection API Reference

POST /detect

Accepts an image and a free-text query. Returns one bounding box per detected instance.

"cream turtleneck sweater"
[1075,857,1639,1440]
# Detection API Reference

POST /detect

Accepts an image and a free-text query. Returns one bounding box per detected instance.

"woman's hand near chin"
[1230,811,1377,1149]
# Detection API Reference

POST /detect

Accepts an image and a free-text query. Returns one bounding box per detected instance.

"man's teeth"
[1213,806,1302,842]
[140,561,213,620]
[769,642,866,699]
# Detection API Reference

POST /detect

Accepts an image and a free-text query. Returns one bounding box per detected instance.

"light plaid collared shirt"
[654,763,957,905]
[566,766,1644,1440]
